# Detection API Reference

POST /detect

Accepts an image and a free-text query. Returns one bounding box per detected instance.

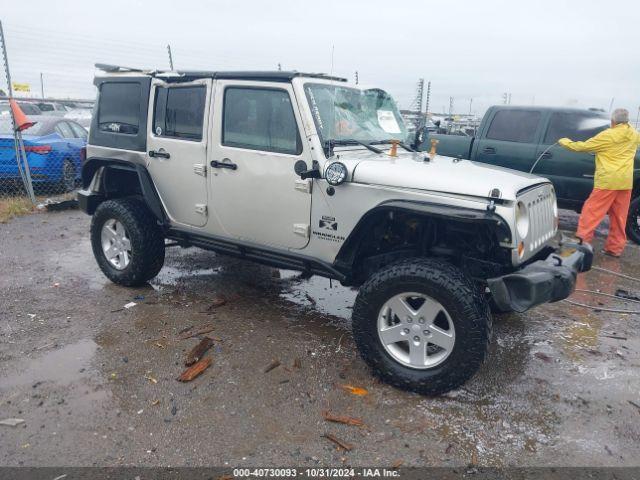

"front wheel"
[625,196,640,245]
[352,258,491,396]
[90,197,165,286]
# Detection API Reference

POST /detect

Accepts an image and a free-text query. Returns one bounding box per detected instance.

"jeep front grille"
[518,184,556,254]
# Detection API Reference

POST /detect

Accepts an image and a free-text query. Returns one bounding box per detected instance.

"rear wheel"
[352,258,491,396]
[625,196,640,245]
[90,197,165,286]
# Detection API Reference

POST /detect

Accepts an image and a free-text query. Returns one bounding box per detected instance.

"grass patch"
[0,197,34,223]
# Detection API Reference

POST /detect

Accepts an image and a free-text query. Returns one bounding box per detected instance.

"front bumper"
[487,242,593,313]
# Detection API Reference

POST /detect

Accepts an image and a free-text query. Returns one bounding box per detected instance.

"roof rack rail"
[95,63,145,73]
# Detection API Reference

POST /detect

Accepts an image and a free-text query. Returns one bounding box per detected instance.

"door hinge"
[193,164,207,177]
[294,179,312,194]
[195,204,207,215]
[293,223,310,238]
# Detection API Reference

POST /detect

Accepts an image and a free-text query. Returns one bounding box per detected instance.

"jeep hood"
[348,152,549,201]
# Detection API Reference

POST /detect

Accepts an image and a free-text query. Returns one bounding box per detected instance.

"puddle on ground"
[153,265,223,287]
[278,270,356,319]
[0,339,97,389]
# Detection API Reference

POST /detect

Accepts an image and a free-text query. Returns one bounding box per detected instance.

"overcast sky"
[1,0,639,117]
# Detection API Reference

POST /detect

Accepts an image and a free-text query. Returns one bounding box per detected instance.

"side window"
[486,110,541,143]
[70,122,88,139]
[544,112,609,144]
[97,82,141,135]
[55,122,74,138]
[153,86,206,141]
[222,87,301,155]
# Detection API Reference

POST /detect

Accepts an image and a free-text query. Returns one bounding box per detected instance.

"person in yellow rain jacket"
[558,108,640,257]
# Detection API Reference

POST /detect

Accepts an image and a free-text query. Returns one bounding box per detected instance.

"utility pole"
[40,72,44,99]
[354,71,358,85]
[636,106,640,129]
[448,97,454,116]
[329,45,335,76]
[167,44,174,70]
[502,92,508,105]
[277,63,282,71]
[508,93,512,105]
[469,98,473,115]
[608,97,615,113]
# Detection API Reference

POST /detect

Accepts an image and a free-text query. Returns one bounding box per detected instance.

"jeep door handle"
[539,152,552,159]
[482,147,496,154]
[149,150,170,159]
[210,159,238,170]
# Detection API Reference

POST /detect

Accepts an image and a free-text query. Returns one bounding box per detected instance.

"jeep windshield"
[304,83,408,153]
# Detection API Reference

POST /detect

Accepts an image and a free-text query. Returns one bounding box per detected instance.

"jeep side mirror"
[294,160,321,180]
[412,126,429,151]
[299,168,322,180]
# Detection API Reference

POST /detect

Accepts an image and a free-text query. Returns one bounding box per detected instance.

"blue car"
[0,115,87,192]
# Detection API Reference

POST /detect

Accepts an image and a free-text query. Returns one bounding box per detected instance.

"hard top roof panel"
[95,64,347,83]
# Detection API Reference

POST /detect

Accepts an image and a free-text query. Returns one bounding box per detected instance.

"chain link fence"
[0,99,90,204]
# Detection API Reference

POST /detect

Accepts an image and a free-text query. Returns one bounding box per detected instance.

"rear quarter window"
[97,82,141,135]
[486,110,541,143]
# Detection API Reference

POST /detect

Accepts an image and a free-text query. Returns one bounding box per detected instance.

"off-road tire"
[625,196,640,245]
[352,258,491,396]
[91,197,165,286]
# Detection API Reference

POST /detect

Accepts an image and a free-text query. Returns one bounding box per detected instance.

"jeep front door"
[146,79,211,228]
[209,81,312,249]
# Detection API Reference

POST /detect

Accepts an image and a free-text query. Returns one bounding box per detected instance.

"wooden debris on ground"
[185,337,215,366]
[340,384,369,396]
[628,400,640,413]
[534,351,552,362]
[178,325,194,335]
[177,357,212,382]
[322,433,353,451]
[321,410,364,427]
[264,359,281,373]
[178,324,218,340]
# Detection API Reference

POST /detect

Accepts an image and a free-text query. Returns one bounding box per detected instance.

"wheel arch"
[80,157,167,225]
[334,200,512,283]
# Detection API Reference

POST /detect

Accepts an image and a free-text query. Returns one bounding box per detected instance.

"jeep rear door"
[208,80,312,249]
[146,79,211,228]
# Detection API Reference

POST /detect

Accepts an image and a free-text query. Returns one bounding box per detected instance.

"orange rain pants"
[577,188,632,255]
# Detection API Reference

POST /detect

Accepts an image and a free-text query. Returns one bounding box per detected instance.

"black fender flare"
[334,199,511,271]
[80,157,167,225]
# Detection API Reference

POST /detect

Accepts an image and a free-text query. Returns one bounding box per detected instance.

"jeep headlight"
[516,201,529,239]
[325,162,348,186]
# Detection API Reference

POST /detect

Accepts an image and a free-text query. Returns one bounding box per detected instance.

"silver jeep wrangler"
[79,64,592,395]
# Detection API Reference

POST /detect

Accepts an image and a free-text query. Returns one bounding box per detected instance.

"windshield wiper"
[370,140,416,152]
[325,139,383,155]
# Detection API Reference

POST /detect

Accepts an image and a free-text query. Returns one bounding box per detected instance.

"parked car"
[64,108,92,128]
[0,100,42,116]
[421,106,640,243]
[77,65,591,396]
[34,101,69,116]
[0,116,87,191]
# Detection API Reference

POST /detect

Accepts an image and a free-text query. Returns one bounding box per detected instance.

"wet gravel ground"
[1,209,639,467]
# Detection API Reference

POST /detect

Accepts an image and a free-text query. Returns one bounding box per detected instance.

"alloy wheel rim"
[101,219,132,270]
[377,292,455,369]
